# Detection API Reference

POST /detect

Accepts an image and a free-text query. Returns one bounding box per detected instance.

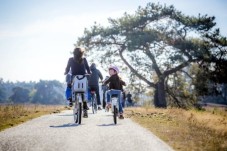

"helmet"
[109,65,119,74]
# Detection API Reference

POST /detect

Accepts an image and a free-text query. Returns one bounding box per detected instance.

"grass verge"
[125,107,227,151]
[0,104,67,132]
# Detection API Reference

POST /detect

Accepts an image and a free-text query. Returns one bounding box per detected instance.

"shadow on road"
[57,114,73,116]
[49,123,81,128]
[97,123,120,127]
[105,115,113,117]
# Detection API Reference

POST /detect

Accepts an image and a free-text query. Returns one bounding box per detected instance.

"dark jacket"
[104,74,126,90]
[65,57,91,75]
[88,64,103,86]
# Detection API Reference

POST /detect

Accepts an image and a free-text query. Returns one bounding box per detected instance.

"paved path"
[0,109,174,151]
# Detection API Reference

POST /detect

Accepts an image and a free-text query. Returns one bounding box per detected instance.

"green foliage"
[0,79,65,105]
[77,2,227,108]
[32,80,64,105]
[9,87,30,103]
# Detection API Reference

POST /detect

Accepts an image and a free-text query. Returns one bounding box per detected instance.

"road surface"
[0,109,174,151]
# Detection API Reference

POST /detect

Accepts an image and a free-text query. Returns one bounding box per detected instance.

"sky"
[0,0,226,82]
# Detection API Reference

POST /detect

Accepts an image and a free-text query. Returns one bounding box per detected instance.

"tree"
[0,78,7,103]
[77,3,227,108]
[32,80,64,105]
[9,87,30,103]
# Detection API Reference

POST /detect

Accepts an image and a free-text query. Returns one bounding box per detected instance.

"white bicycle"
[71,75,88,124]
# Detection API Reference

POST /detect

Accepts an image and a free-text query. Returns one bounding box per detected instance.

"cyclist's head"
[108,65,119,75]
[90,63,96,69]
[73,47,84,63]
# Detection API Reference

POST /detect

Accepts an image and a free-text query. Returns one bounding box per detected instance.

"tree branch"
[119,46,156,87]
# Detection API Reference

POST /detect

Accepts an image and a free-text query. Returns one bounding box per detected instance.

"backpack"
[72,75,87,93]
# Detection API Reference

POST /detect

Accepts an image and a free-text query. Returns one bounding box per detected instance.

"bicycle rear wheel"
[78,102,82,124]
[91,95,97,114]
[113,105,117,124]
[73,103,78,123]
[73,96,82,124]
[91,96,95,114]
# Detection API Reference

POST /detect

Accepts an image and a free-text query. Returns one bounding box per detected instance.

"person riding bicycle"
[64,47,91,118]
[87,63,103,110]
[103,65,126,119]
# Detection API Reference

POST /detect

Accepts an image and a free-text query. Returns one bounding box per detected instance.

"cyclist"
[88,63,103,110]
[126,92,133,106]
[103,65,126,119]
[64,47,91,118]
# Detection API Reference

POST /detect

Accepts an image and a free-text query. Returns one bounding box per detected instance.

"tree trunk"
[153,79,167,108]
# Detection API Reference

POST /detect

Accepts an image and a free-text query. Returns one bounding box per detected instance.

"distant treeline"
[0,78,65,105]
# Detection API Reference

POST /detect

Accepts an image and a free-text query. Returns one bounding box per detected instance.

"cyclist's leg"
[87,87,91,103]
[65,74,72,106]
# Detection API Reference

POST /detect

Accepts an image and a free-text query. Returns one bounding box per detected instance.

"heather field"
[0,104,66,131]
[125,107,227,151]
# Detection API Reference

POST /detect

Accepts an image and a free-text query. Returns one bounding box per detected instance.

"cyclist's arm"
[120,79,126,86]
[104,76,112,85]
[84,58,91,74]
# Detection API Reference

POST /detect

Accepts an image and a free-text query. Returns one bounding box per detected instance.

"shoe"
[83,102,89,110]
[83,110,88,118]
[119,113,124,119]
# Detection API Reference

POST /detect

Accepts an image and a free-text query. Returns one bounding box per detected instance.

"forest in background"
[0,78,65,105]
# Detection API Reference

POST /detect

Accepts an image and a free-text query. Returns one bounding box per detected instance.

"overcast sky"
[0,0,226,82]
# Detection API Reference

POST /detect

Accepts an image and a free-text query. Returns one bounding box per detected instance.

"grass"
[125,107,227,151]
[0,104,67,131]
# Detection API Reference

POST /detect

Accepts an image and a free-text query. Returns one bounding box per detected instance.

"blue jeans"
[105,89,123,113]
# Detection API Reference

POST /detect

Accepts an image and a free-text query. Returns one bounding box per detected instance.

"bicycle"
[71,75,88,124]
[72,92,84,124]
[111,96,119,124]
[90,90,98,114]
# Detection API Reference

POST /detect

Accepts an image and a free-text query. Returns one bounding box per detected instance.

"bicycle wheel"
[91,94,97,114]
[94,95,97,113]
[78,102,82,124]
[91,96,95,114]
[73,102,78,123]
[113,105,117,124]
[74,94,82,124]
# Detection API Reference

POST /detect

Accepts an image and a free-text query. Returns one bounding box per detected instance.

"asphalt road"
[0,109,174,151]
